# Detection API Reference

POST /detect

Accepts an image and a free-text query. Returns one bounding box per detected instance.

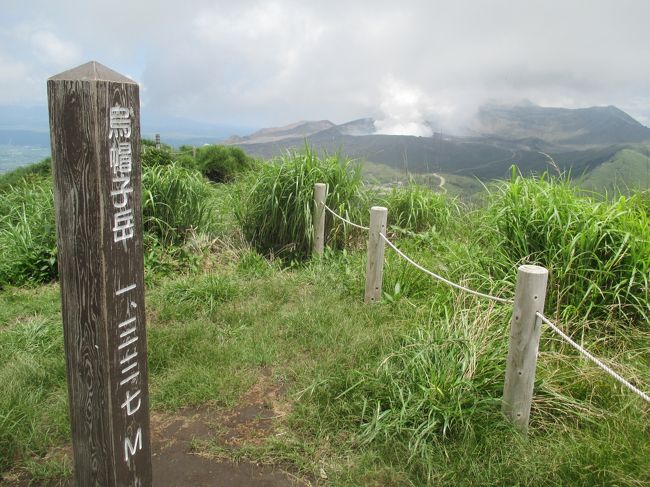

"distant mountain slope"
[476,102,650,145]
[225,120,335,144]
[578,148,650,194]
[335,118,376,136]
[232,131,558,179]
[228,103,650,183]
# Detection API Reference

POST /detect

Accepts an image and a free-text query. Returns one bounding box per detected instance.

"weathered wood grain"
[312,183,327,255]
[502,264,549,433]
[48,61,152,486]
[364,206,388,303]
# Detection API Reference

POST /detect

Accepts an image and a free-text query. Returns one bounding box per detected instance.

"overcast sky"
[1,0,649,134]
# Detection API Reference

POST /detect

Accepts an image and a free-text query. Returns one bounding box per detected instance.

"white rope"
[537,312,650,404]
[323,204,370,231]
[322,204,650,404]
[380,233,514,305]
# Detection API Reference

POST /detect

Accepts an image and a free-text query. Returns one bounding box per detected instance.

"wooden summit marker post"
[48,61,152,485]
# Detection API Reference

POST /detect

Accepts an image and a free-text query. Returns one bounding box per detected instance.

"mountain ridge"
[224,103,650,182]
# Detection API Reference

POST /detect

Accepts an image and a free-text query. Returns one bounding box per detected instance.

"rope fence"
[323,204,370,231]
[312,183,650,430]
[537,312,650,404]
[379,233,514,305]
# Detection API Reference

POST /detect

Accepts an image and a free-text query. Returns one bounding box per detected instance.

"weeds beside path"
[2,152,650,486]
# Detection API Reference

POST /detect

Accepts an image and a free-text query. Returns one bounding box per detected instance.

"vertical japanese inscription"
[105,90,151,484]
[48,62,151,486]
[109,107,135,243]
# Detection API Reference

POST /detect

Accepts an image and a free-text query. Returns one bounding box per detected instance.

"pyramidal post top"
[48,61,136,84]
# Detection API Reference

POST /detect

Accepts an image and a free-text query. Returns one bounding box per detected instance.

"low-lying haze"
[1,0,649,136]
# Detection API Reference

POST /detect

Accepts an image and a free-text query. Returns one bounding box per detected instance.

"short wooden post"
[312,183,327,255]
[364,206,388,304]
[48,61,152,485]
[155,133,160,149]
[192,146,197,158]
[502,264,549,433]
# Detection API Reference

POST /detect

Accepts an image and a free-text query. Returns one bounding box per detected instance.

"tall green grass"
[487,172,650,323]
[0,159,223,286]
[142,162,217,246]
[234,146,364,259]
[382,184,457,233]
[141,147,174,167]
[0,176,57,287]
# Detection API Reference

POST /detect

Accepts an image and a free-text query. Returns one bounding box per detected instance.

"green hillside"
[578,148,650,194]
[2,150,650,485]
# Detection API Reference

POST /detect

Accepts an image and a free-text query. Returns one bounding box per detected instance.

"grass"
[234,145,365,260]
[0,175,57,287]
[1,155,650,485]
[0,285,68,474]
[142,162,218,246]
[485,170,650,323]
[381,184,457,233]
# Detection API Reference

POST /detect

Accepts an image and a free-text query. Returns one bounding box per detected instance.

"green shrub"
[141,138,172,151]
[141,147,174,167]
[234,146,364,259]
[197,145,254,183]
[142,162,216,246]
[0,176,57,286]
[382,184,456,233]
[175,154,198,171]
[487,172,650,322]
[141,138,156,148]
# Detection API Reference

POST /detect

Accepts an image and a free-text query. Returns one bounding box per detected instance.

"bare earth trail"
[432,172,447,193]
[5,370,313,487]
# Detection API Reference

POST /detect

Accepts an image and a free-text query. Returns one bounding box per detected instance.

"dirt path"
[5,370,312,487]
[432,172,447,193]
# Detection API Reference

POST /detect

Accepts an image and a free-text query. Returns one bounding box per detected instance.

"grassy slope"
[1,160,649,485]
[0,157,51,193]
[364,146,650,199]
[362,161,485,199]
[578,148,650,195]
[3,250,649,486]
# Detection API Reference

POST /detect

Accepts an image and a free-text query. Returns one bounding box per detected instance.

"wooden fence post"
[193,146,197,158]
[313,183,327,255]
[364,206,388,303]
[502,264,549,433]
[48,61,152,485]
[155,133,160,149]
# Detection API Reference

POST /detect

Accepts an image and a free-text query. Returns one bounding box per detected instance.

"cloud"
[375,76,433,137]
[0,51,34,104]
[30,30,82,69]
[0,20,83,104]
[1,0,650,129]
